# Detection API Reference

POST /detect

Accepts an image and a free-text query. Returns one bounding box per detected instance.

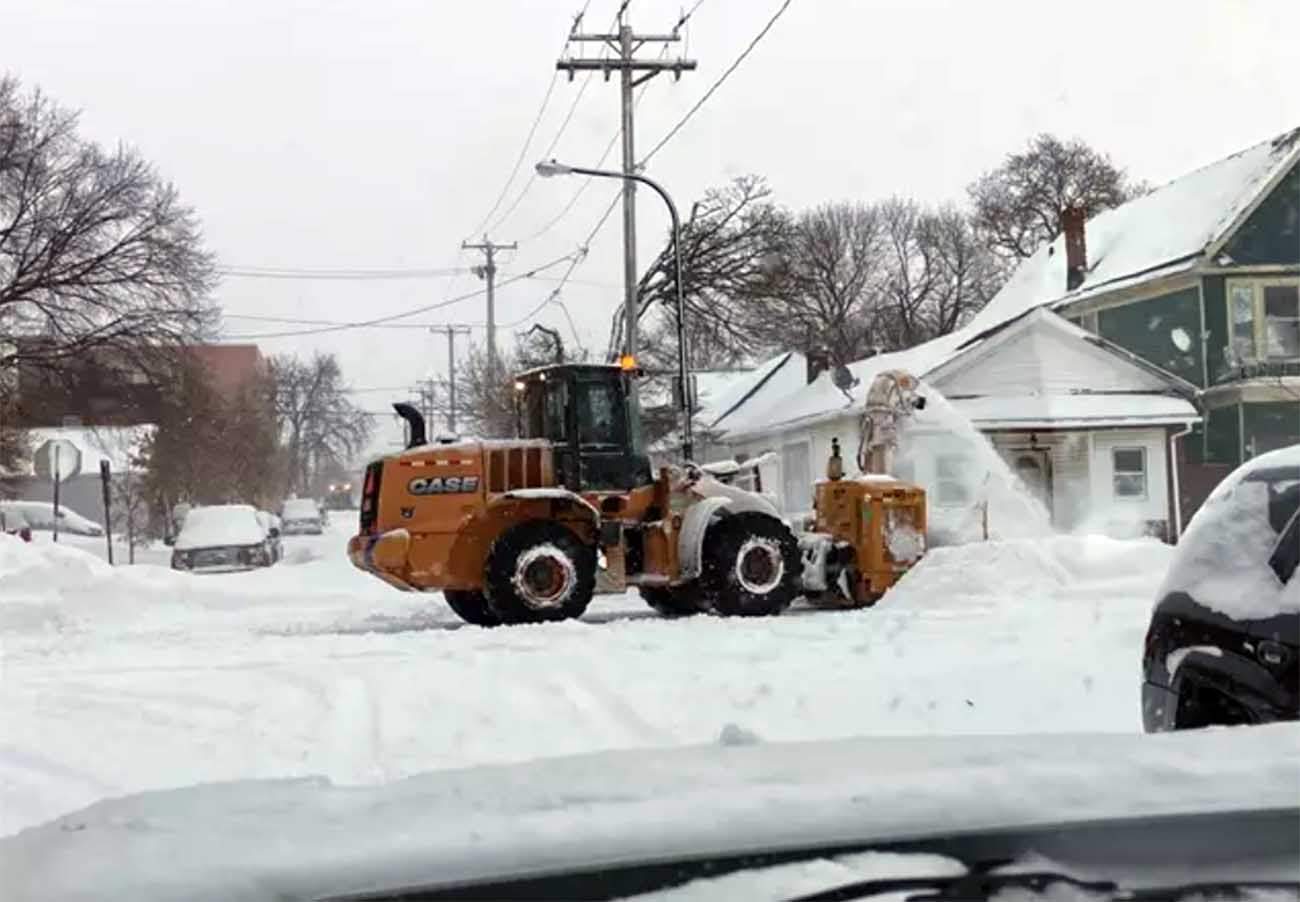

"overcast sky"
[5,0,1298,453]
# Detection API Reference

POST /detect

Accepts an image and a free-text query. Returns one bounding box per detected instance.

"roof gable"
[701,351,806,431]
[968,127,1300,334]
[927,309,1190,398]
[1218,161,1300,265]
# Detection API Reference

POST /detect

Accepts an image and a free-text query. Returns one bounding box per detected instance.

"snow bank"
[888,534,1171,606]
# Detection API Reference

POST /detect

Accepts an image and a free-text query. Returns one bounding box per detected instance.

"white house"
[707,309,1200,543]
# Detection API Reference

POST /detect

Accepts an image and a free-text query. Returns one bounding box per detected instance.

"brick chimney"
[806,347,831,384]
[1062,205,1088,291]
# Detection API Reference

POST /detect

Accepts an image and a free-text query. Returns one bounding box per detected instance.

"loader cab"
[516,363,653,492]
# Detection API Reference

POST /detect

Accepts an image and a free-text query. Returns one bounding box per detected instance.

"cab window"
[544,379,568,440]
[578,380,623,446]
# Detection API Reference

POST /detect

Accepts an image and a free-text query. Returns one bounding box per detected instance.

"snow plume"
[894,385,1052,546]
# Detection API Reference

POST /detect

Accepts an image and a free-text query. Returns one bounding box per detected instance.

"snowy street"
[2,519,1180,837]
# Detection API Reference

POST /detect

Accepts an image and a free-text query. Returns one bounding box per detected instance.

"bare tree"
[879,200,1002,347]
[626,175,789,364]
[968,133,1147,261]
[0,388,28,496]
[0,75,216,379]
[742,201,891,364]
[267,353,371,497]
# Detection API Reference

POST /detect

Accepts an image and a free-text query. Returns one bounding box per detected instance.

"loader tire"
[485,521,596,624]
[702,512,801,617]
[444,589,501,627]
[639,584,709,617]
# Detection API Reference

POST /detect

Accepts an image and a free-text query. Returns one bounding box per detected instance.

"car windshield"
[2,4,1299,899]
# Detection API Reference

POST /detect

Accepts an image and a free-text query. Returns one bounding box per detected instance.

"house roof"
[697,352,805,431]
[969,126,1300,334]
[721,308,1199,441]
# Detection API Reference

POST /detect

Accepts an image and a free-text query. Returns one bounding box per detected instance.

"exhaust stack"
[392,402,427,449]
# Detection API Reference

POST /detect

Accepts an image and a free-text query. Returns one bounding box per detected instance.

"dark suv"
[1143,445,1299,731]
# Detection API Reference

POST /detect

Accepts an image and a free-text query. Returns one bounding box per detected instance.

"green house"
[972,127,1299,523]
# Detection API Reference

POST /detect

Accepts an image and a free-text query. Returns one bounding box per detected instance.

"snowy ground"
[0,518,1190,839]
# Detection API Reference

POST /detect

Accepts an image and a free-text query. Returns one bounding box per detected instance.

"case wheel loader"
[347,361,803,626]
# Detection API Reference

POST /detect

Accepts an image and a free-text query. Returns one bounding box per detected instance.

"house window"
[935,455,971,506]
[1226,278,1300,362]
[1112,447,1147,499]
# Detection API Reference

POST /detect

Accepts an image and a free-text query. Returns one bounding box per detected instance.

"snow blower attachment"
[797,369,929,608]
[348,362,804,626]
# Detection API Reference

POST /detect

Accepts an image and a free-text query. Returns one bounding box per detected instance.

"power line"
[217,266,471,281]
[220,252,578,340]
[505,189,621,331]
[639,0,793,167]
[675,0,707,30]
[488,69,597,234]
[523,42,668,243]
[489,4,629,237]
[462,1,599,239]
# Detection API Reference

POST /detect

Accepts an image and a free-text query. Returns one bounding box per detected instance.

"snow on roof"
[720,332,970,440]
[697,352,805,431]
[19,425,154,476]
[949,394,1199,430]
[970,127,1300,333]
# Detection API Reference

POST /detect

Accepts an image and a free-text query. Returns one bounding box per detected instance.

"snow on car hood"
[174,506,266,551]
[3,725,1297,902]
[1157,444,1300,620]
[281,500,321,520]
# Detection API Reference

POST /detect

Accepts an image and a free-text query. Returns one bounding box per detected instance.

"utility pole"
[418,378,438,430]
[462,237,516,376]
[430,325,471,434]
[556,18,695,359]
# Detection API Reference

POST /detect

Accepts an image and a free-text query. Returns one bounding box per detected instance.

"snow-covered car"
[255,510,283,563]
[0,506,33,542]
[1143,444,1299,731]
[0,500,104,537]
[171,504,276,572]
[280,498,324,535]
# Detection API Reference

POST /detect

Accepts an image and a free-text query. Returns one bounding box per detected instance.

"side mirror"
[269,527,280,539]
[164,535,176,546]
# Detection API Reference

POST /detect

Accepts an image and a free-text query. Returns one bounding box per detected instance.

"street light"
[535,158,693,461]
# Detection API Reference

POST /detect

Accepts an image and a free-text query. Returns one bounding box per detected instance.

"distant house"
[14,343,264,427]
[971,125,1299,519]
[698,128,1300,540]
[2,425,152,526]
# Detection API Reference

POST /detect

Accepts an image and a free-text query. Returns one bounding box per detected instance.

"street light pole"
[535,160,693,461]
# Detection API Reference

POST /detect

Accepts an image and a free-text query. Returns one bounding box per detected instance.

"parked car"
[1143,444,1299,731]
[0,507,33,542]
[0,500,104,537]
[255,510,283,563]
[280,497,324,535]
[171,504,277,572]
